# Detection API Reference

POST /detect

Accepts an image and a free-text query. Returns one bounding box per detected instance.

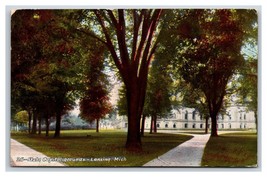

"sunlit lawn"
[201,131,257,167]
[11,130,192,167]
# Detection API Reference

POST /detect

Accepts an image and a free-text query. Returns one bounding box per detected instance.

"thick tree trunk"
[126,110,142,151]
[125,85,142,151]
[211,114,218,136]
[45,116,50,137]
[153,115,157,133]
[54,110,61,138]
[31,111,37,134]
[96,119,99,133]
[141,115,146,136]
[28,110,32,134]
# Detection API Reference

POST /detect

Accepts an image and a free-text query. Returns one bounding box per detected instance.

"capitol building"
[100,106,257,131]
[146,106,256,130]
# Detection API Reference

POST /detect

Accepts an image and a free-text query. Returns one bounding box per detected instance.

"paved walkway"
[143,133,211,167]
[10,139,65,167]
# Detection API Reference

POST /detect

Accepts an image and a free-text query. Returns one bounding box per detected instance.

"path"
[143,133,210,167]
[10,139,65,167]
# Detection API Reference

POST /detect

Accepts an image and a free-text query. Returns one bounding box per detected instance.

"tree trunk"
[149,116,153,134]
[27,110,32,134]
[211,114,218,136]
[140,115,146,136]
[38,115,41,135]
[54,110,61,138]
[153,115,157,133]
[205,115,209,134]
[125,85,142,151]
[45,116,50,137]
[254,111,257,132]
[31,111,37,134]
[96,119,99,133]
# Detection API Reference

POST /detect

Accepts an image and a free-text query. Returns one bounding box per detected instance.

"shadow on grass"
[11,130,193,167]
[201,132,257,167]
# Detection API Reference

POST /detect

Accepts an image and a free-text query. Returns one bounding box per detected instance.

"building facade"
[144,106,256,130]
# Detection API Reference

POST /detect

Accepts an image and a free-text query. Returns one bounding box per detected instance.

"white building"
[144,106,256,130]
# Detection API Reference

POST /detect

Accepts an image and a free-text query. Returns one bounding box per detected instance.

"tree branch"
[93,10,123,74]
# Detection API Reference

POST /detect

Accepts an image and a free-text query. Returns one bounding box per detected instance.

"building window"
[192,124,196,129]
[173,124,176,128]
[165,124,168,128]
[125,123,128,128]
[244,124,247,129]
[222,114,224,120]
[157,124,160,128]
[200,114,203,120]
[221,124,224,129]
[200,124,203,129]
[184,123,188,128]
[240,113,242,120]
[192,111,196,120]
[240,123,242,129]
[185,111,188,120]
[244,114,246,120]
[229,123,231,129]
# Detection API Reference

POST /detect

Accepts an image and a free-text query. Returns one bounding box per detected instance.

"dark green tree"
[146,53,173,134]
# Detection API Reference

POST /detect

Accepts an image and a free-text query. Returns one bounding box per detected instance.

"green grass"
[201,132,257,167]
[11,130,192,167]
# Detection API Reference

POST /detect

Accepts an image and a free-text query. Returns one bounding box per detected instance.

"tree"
[176,9,254,136]
[80,9,163,151]
[235,57,257,130]
[178,81,210,133]
[145,52,173,134]
[236,11,258,130]
[79,42,112,133]
[14,110,28,124]
[11,10,82,137]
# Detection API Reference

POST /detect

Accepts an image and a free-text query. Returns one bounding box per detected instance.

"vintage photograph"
[10,9,258,167]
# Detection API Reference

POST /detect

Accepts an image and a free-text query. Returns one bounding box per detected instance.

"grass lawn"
[201,131,257,167]
[11,130,192,167]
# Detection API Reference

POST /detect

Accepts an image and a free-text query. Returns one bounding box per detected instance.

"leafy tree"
[79,9,163,151]
[14,110,28,124]
[175,9,255,136]
[79,43,112,133]
[177,81,210,133]
[11,10,82,137]
[146,52,173,134]
[236,11,258,129]
[117,85,128,117]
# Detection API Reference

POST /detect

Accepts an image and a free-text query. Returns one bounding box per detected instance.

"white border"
[1,1,266,177]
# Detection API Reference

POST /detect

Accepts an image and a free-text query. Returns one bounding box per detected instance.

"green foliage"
[14,111,29,124]
[117,84,128,116]
[160,9,257,136]
[11,10,89,135]
[145,53,173,117]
